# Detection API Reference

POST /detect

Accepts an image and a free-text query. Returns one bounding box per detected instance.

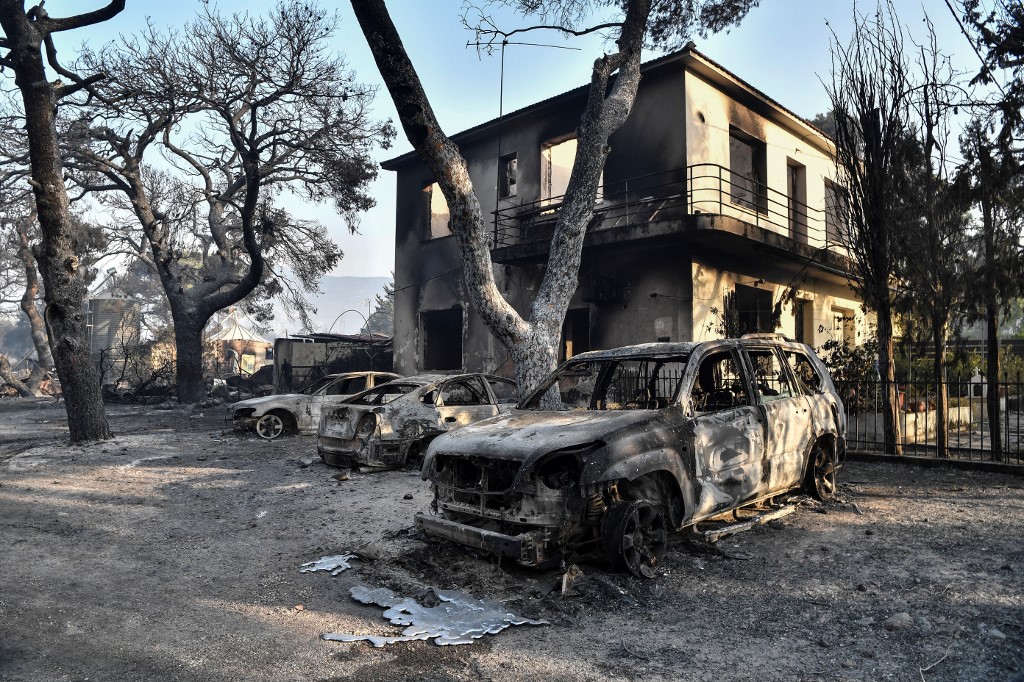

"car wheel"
[255,413,285,440]
[806,443,837,501]
[603,500,667,578]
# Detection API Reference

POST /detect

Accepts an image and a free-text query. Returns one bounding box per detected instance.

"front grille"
[433,455,521,494]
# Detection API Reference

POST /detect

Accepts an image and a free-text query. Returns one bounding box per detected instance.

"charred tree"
[351,0,758,399]
[67,1,392,403]
[826,4,922,455]
[0,0,124,440]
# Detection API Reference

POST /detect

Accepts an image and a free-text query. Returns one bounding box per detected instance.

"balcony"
[491,164,845,266]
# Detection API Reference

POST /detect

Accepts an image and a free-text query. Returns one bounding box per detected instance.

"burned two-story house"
[382,45,868,376]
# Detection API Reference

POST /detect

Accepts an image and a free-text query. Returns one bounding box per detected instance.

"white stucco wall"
[690,261,872,350]
[684,70,838,250]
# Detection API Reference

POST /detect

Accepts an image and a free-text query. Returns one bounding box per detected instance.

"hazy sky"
[58,0,983,278]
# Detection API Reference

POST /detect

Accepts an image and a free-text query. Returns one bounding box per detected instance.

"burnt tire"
[805,442,838,501]
[255,413,286,440]
[603,500,667,579]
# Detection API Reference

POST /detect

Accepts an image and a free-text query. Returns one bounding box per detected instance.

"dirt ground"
[1,398,1022,682]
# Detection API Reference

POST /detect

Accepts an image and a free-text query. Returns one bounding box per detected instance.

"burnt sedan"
[416,336,845,577]
[229,371,400,440]
[317,373,517,469]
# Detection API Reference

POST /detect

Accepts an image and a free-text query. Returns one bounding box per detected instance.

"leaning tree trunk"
[931,313,948,459]
[351,0,651,400]
[16,216,54,393]
[0,354,35,397]
[1,7,110,440]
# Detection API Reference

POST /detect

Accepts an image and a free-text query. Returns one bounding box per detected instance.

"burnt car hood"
[427,409,655,462]
[233,394,301,410]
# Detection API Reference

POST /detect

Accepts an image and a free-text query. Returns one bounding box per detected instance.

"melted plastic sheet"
[299,554,357,576]
[322,585,549,647]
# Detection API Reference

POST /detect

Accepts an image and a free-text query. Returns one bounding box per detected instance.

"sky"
[56,0,985,278]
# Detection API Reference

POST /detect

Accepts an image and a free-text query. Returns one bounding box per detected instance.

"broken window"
[824,180,847,245]
[486,377,518,404]
[746,348,795,403]
[438,377,488,406]
[785,351,823,395]
[691,351,748,412]
[348,383,420,405]
[734,284,773,335]
[541,137,603,205]
[729,127,766,213]
[421,307,462,371]
[326,376,366,396]
[499,153,517,199]
[423,182,451,239]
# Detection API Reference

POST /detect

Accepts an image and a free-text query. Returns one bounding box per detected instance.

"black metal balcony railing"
[492,163,837,250]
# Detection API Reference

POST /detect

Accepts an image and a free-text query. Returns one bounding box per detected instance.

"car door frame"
[434,375,500,430]
[684,344,768,521]
[739,344,814,493]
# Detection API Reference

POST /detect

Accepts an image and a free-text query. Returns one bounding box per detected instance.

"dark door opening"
[422,307,463,371]
[561,308,591,362]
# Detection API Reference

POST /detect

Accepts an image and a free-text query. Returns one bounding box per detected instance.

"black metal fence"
[844,373,1024,465]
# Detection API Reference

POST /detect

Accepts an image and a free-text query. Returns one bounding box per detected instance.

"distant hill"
[270,275,391,337]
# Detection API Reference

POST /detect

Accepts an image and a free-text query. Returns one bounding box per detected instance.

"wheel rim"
[814,447,837,500]
[609,501,667,578]
[256,414,284,440]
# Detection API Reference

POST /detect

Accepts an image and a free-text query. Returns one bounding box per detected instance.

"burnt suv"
[416,335,845,577]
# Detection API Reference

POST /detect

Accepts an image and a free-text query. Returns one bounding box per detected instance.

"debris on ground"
[322,585,549,647]
[299,554,358,576]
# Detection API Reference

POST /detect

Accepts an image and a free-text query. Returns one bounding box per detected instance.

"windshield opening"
[346,383,421,406]
[522,356,689,411]
[300,376,335,395]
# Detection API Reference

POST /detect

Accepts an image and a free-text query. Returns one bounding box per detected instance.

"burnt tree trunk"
[931,313,948,458]
[876,307,901,456]
[0,354,34,397]
[0,3,112,440]
[171,305,208,404]
[351,0,651,399]
[985,306,1002,461]
[15,214,54,392]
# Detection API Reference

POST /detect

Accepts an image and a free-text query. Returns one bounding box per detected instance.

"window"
[541,137,603,205]
[729,127,766,212]
[691,351,748,412]
[785,351,823,395]
[438,377,488,406]
[794,299,814,345]
[541,138,576,202]
[831,307,856,345]
[423,182,451,239]
[787,160,807,242]
[734,284,773,335]
[421,306,462,371]
[746,348,795,403]
[499,153,517,199]
[824,181,847,245]
[487,377,518,404]
[326,376,366,396]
